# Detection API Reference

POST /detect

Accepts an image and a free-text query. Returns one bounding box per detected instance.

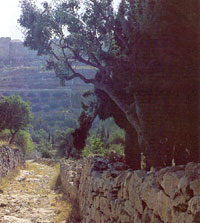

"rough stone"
[60,156,200,223]
[0,146,25,180]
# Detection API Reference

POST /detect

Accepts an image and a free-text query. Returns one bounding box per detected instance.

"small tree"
[0,95,33,144]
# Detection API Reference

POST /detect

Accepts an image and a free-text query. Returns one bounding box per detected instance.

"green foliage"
[54,128,75,158]
[19,0,199,168]
[36,140,55,158]
[31,128,49,144]
[0,129,35,155]
[82,136,105,157]
[0,129,11,141]
[108,127,125,145]
[15,130,35,155]
[31,127,55,158]
[82,134,124,158]
[0,95,33,144]
[82,118,125,158]
[108,144,124,156]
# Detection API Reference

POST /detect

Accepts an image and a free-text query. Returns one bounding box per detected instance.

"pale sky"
[0,0,121,41]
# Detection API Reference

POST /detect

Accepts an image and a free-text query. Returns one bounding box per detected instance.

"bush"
[31,129,49,144]
[0,129,35,155]
[15,130,35,155]
[36,140,55,158]
[0,129,10,141]
[82,129,125,159]
[82,136,106,157]
[0,95,33,144]
[108,128,125,145]
[54,128,79,158]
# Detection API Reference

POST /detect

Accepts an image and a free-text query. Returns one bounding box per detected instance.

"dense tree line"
[19,0,199,169]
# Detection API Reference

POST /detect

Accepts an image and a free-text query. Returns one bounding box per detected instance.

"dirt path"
[0,161,70,223]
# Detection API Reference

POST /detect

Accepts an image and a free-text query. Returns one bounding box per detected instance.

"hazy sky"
[0,0,121,40]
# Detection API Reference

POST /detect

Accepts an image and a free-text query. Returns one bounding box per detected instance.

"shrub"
[54,128,79,158]
[0,129,35,155]
[15,130,35,155]
[82,136,106,157]
[36,140,55,158]
[108,128,125,145]
[0,129,10,141]
[0,95,33,144]
[31,129,49,144]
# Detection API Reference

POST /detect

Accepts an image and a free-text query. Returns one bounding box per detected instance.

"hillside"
[0,37,95,132]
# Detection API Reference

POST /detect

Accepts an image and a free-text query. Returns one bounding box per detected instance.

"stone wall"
[60,156,200,223]
[0,146,25,180]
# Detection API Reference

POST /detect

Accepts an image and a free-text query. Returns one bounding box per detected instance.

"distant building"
[0,37,45,66]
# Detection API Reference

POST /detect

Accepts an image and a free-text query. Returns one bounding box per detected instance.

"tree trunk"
[125,129,141,170]
[9,131,17,145]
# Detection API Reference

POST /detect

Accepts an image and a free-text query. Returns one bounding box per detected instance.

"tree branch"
[66,63,95,84]
[94,80,142,136]
[66,45,105,71]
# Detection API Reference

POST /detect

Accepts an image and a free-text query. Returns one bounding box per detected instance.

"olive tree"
[0,95,33,144]
[19,0,199,169]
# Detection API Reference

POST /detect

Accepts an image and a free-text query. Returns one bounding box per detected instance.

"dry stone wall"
[60,156,200,223]
[0,146,25,180]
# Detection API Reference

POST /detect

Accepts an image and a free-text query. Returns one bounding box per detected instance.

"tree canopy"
[0,95,33,144]
[19,0,199,169]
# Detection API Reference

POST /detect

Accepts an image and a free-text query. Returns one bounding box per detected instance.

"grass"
[0,167,21,191]
[0,140,9,147]
[0,139,18,149]
[50,163,61,190]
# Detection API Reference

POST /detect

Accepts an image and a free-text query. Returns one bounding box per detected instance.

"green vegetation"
[15,130,35,155]
[82,136,105,157]
[0,95,33,144]
[0,129,35,155]
[19,0,199,169]
[82,120,125,159]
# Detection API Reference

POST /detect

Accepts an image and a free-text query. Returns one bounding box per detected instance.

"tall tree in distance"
[19,0,199,169]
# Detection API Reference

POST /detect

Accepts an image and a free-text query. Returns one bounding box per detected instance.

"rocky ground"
[0,161,70,223]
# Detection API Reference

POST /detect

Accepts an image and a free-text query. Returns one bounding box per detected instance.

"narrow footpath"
[0,161,70,223]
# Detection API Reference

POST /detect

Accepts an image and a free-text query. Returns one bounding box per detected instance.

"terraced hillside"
[0,37,95,132]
